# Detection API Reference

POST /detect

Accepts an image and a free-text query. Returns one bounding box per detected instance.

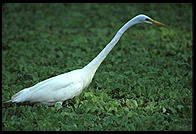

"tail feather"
[11,88,30,103]
[8,82,48,103]
[3,99,12,103]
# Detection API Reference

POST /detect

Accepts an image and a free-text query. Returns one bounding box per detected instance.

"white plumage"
[7,14,168,106]
[11,69,84,105]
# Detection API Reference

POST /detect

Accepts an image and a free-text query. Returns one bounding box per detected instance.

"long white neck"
[83,16,139,75]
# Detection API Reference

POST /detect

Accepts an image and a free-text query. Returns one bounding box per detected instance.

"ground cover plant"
[2,3,192,131]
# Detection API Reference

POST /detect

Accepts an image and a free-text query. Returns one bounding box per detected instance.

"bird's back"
[10,69,84,105]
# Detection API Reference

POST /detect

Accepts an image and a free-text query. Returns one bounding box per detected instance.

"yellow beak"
[148,18,169,29]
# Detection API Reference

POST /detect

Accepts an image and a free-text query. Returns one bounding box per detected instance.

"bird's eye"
[145,18,150,21]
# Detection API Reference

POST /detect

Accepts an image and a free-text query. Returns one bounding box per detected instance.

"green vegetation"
[2,3,192,131]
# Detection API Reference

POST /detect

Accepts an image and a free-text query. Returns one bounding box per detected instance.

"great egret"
[7,14,168,106]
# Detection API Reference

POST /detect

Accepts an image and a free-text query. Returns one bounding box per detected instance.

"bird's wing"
[11,73,70,101]
[54,82,83,101]
[26,81,83,104]
[11,70,84,104]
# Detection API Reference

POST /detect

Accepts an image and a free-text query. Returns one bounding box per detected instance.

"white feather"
[11,69,84,105]
[8,14,167,106]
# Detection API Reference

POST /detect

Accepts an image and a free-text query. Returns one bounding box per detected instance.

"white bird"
[7,14,168,106]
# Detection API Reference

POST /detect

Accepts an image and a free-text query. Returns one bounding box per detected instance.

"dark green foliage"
[2,3,192,131]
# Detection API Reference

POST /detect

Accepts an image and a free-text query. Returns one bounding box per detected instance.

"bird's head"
[134,14,169,29]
